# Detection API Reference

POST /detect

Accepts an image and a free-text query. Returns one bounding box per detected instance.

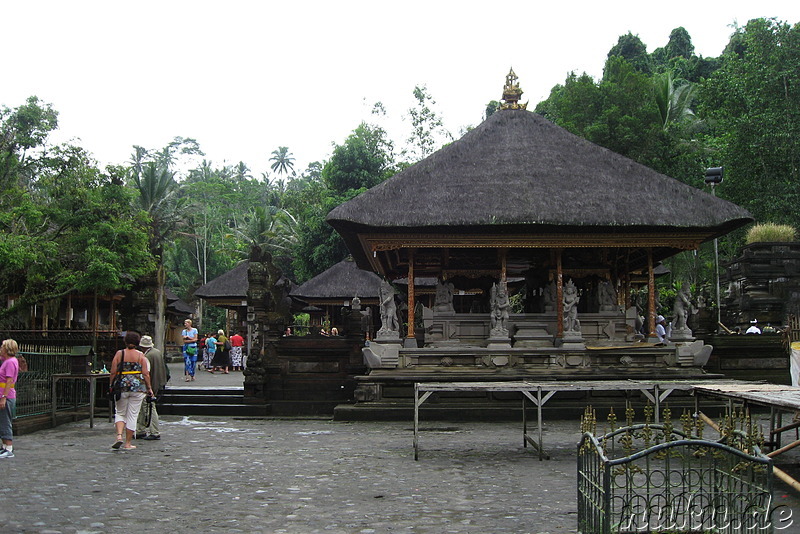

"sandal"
[112,434,124,449]
[121,444,137,450]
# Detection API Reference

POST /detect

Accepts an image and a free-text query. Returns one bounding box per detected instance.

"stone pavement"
[4,412,800,534]
[166,362,245,389]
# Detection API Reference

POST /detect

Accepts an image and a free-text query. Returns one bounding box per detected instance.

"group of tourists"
[180,319,245,380]
[108,330,169,449]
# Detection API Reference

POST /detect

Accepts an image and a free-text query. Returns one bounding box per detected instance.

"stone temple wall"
[720,242,800,330]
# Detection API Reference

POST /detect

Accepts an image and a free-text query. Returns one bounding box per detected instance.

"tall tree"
[293,122,395,282]
[700,18,800,227]
[270,146,295,176]
[129,159,184,350]
[608,32,651,74]
[0,98,152,328]
[404,85,452,162]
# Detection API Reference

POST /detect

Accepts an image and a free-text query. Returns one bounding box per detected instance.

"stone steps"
[158,387,269,417]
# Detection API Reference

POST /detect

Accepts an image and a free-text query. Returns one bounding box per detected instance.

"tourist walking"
[205,332,218,372]
[0,338,20,459]
[212,329,229,374]
[181,319,199,381]
[229,330,244,371]
[109,331,153,450]
[197,332,208,370]
[135,336,168,441]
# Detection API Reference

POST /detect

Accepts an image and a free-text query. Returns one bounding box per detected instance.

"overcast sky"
[3,1,799,178]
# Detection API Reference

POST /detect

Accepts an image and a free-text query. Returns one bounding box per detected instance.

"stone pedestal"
[375,330,401,343]
[561,330,585,350]
[670,327,695,343]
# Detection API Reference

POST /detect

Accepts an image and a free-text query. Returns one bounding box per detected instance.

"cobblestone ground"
[2,415,800,533]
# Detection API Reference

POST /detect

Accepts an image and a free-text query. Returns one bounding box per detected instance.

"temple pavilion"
[326,71,752,386]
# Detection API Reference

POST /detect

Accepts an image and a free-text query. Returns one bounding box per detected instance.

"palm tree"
[653,72,696,130]
[231,205,298,260]
[130,159,186,352]
[234,161,252,181]
[269,146,295,176]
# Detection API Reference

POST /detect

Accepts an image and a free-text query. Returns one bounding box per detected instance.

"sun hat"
[140,335,154,348]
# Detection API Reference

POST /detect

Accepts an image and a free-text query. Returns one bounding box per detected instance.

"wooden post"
[407,248,416,340]
[499,247,508,287]
[556,248,564,338]
[647,248,656,340]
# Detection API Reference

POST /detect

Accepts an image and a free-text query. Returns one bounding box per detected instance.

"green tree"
[484,100,500,121]
[128,141,200,349]
[0,98,153,328]
[0,96,58,188]
[699,18,800,227]
[292,122,396,281]
[270,146,295,176]
[404,85,452,162]
[322,122,394,194]
[608,32,651,74]
[653,71,697,130]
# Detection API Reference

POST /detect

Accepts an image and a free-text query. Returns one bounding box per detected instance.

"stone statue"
[673,282,695,332]
[563,279,581,333]
[434,280,455,313]
[490,282,510,336]
[598,279,617,311]
[543,281,557,311]
[378,280,399,336]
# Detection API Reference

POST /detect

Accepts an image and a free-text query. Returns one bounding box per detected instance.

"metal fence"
[578,407,774,533]
[16,347,89,419]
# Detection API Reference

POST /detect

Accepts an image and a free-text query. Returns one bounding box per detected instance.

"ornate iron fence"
[16,348,73,418]
[578,406,774,533]
[14,342,112,419]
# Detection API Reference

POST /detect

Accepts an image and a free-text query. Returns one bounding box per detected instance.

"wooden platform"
[412,379,800,461]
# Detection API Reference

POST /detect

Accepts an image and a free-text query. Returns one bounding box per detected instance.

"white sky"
[3,1,800,178]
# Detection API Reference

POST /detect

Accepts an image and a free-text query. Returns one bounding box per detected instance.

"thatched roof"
[290,257,381,300]
[193,261,250,299]
[327,109,751,236]
[165,288,194,315]
[193,261,296,301]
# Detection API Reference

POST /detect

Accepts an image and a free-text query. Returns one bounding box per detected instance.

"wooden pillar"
[556,248,564,337]
[647,248,656,338]
[407,248,416,339]
[624,251,631,310]
[499,247,508,287]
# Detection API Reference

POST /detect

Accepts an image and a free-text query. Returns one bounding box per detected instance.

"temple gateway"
[325,73,752,408]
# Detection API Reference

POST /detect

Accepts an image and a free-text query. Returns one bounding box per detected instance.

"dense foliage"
[2,17,798,326]
[0,98,154,326]
[535,18,800,302]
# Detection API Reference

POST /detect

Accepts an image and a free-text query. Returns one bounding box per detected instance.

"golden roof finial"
[500,67,527,110]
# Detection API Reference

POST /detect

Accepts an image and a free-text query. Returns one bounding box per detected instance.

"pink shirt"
[0,357,20,400]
